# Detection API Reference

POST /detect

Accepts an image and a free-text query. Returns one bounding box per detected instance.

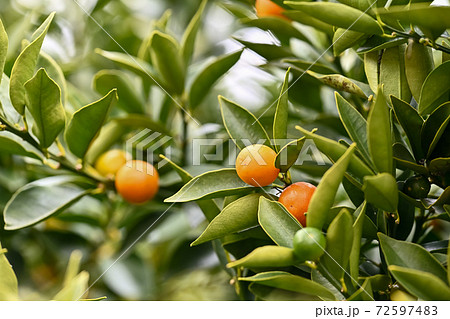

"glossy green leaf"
[311,269,346,301]
[181,0,206,65]
[367,88,393,174]
[241,271,336,301]
[4,176,93,230]
[283,59,337,75]
[275,138,305,172]
[378,233,448,283]
[311,73,367,99]
[242,17,310,44]
[93,70,145,114]
[233,38,294,60]
[364,51,379,93]
[421,102,450,159]
[357,36,407,54]
[306,144,356,230]
[273,68,290,151]
[9,12,54,115]
[388,265,450,301]
[295,126,374,181]
[258,197,301,248]
[284,2,383,35]
[227,246,295,268]
[350,202,367,283]
[189,50,243,109]
[65,89,117,159]
[448,241,450,285]
[0,243,18,301]
[393,143,428,175]
[191,193,263,246]
[336,92,371,164]
[363,173,398,212]
[391,96,424,160]
[322,209,354,284]
[0,131,43,160]
[219,96,271,149]
[0,19,7,87]
[376,5,450,40]
[380,45,411,102]
[428,157,450,175]
[283,10,333,35]
[405,40,434,102]
[419,61,450,116]
[149,31,185,94]
[160,155,220,222]
[333,28,366,56]
[24,68,65,149]
[1,74,21,124]
[37,51,67,105]
[95,49,164,88]
[164,168,254,203]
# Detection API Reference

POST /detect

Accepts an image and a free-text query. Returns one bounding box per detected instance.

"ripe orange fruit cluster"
[95,150,159,204]
[255,0,288,20]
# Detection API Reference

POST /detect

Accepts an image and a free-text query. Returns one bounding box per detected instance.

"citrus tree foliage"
[1,0,450,301]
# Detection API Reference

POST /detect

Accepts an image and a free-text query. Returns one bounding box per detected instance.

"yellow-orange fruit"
[278,182,316,226]
[115,160,159,204]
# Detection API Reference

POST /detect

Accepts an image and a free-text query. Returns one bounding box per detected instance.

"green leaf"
[227,246,295,269]
[53,271,89,301]
[336,92,371,164]
[388,265,450,301]
[404,40,434,102]
[284,2,383,35]
[391,96,424,160]
[295,126,374,181]
[275,138,305,173]
[191,193,263,246]
[24,68,65,149]
[393,143,428,175]
[347,277,373,301]
[333,28,366,56]
[149,31,185,95]
[364,51,379,93]
[306,144,356,230]
[9,12,55,115]
[38,50,68,105]
[189,50,243,109]
[258,197,301,248]
[421,101,450,159]
[273,68,290,151]
[0,19,8,87]
[1,74,21,124]
[219,96,271,149]
[233,38,294,61]
[378,233,448,283]
[322,209,354,284]
[283,59,337,75]
[363,173,398,212]
[350,202,367,283]
[94,49,164,88]
[4,176,93,230]
[0,131,43,160]
[65,89,118,159]
[164,168,254,203]
[160,155,220,222]
[448,240,450,286]
[419,61,450,116]
[93,70,145,114]
[241,271,336,301]
[367,88,393,174]
[283,10,333,35]
[380,45,411,102]
[242,17,310,44]
[310,73,368,99]
[0,243,19,301]
[63,250,83,286]
[358,36,407,54]
[376,5,450,40]
[181,0,206,65]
